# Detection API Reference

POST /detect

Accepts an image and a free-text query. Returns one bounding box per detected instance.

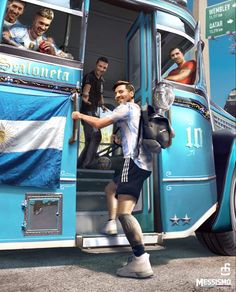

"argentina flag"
[0,88,70,188]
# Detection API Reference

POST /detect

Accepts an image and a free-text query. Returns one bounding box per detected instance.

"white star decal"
[170,215,180,225]
[181,214,191,224]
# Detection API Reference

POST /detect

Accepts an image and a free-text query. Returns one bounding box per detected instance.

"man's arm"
[99,94,105,106]
[2,30,25,48]
[165,67,192,82]
[99,94,108,111]
[39,40,56,55]
[82,83,92,105]
[165,61,196,82]
[72,111,113,129]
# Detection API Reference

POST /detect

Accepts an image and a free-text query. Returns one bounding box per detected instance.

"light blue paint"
[212,140,236,231]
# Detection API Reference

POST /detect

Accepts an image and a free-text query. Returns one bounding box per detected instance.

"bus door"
[125,12,155,232]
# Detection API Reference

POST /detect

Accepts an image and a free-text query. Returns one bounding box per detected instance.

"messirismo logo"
[196,263,232,288]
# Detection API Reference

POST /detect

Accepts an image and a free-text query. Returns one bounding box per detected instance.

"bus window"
[40,0,82,10]
[1,0,83,62]
[128,28,141,92]
[155,10,195,39]
[160,31,196,86]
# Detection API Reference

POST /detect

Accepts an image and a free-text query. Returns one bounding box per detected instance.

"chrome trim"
[60,178,77,182]
[133,0,196,29]
[163,175,216,182]
[156,24,195,44]
[77,233,162,248]
[0,240,75,250]
[76,211,108,215]
[163,203,217,239]
[23,0,83,17]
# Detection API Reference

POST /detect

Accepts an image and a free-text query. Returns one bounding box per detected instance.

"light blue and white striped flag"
[0,91,70,188]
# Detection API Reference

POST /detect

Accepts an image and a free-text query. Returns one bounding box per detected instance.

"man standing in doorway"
[78,56,109,169]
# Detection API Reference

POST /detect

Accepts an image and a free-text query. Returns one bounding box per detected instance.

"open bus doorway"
[76,1,154,240]
[83,1,138,101]
[77,0,138,168]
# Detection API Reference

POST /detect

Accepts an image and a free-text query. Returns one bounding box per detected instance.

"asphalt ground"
[0,235,235,292]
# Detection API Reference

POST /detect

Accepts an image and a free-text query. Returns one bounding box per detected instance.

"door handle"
[69,92,79,144]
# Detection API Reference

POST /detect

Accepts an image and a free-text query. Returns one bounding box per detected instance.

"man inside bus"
[77,57,109,169]
[3,0,25,30]
[2,8,69,58]
[165,47,196,85]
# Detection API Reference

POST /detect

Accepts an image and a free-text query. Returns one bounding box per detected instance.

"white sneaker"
[101,220,118,235]
[116,253,153,279]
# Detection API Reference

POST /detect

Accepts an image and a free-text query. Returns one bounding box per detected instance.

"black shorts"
[114,158,151,200]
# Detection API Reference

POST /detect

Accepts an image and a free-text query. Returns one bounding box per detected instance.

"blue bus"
[0,0,235,256]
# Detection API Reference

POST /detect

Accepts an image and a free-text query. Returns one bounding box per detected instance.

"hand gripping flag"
[0,89,70,188]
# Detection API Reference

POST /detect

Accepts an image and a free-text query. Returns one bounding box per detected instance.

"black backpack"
[138,104,174,154]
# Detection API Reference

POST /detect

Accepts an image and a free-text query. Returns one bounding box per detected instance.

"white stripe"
[162,175,216,182]
[121,158,130,182]
[0,117,66,153]
[121,160,126,182]
[125,158,129,182]
[0,239,75,250]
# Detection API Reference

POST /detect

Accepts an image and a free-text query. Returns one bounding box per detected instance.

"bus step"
[76,233,163,249]
[76,212,123,234]
[77,178,111,192]
[77,168,115,179]
[76,192,107,211]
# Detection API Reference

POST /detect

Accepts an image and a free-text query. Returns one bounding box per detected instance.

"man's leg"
[101,180,118,235]
[116,195,153,278]
[82,128,102,168]
[117,195,144,255]
[105,181,118,220]
[77,122,91,168]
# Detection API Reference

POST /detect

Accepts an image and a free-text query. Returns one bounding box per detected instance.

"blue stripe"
[0,92,70,121]
[0,149,62,188]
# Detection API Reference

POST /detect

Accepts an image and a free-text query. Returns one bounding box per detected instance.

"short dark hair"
[169,47,185,56]
[112,80,135,94]
[8,0,25,6]
[96,56,109,64]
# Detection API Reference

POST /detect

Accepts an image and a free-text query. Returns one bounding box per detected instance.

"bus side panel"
[159,93,218,235]
[0,184,76,242]
[0,87,77,248]
[212,137,236,231]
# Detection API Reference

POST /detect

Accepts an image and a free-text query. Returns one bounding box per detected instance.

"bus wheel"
[195,169,236,256]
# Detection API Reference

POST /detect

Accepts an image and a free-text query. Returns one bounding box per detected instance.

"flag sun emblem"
[0,122,14,151]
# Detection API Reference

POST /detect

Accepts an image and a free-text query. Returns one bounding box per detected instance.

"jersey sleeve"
[109,103,130,122]
[9,25,27,39]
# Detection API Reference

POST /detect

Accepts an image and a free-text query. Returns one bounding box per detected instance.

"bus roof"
[102,0,196,29]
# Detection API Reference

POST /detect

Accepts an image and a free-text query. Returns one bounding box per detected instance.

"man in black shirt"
[78,56,109,168]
